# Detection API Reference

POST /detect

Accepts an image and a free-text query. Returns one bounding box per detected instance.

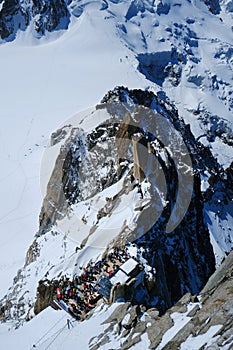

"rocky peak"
[86,251,233,350]
[1,86,224,324]
[0,0,70,41]
[1,0,230,43]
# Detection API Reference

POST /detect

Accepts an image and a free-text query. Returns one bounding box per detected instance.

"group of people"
[55,246,134,320]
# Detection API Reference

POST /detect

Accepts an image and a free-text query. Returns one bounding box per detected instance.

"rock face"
[0,0,27,40]
[159,251,233,349]
[100,87,216,312]
[34,279,57,315]
[137,49,186,87]
[109,278,136,304]
[38,87,216,313]
[0,0,230,42]
[203,0,221,14]
[31,0,70,35]
[91,251,233,349]
[38,129,71,236]
[132,133,145,182]
[0,86,231,325]
[25,240,40,265]
[0,0,70,41]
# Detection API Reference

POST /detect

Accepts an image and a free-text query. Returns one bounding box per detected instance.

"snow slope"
[1,0,232,297]
[0,300,199,350]
[0,298,226,350]
[0,0,232,348]
[0,3,147,295]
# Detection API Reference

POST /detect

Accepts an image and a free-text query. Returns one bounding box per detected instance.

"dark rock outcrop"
[25,240,40,266]
[0,0,70,41]
[1,87,231,326]
[94,252,233,349]
[0,0,28,40]
[100,87,216,312]
[38,87,217,314]
[34,279,57,315]
[137,49,186,87]
[31,0,70,35]
[203,0,221,14]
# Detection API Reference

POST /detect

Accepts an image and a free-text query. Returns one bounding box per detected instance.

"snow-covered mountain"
[0,0,232,349]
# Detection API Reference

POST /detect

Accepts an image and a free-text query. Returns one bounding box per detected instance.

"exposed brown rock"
[115,112,131,178]
[132,133,145,182]
[34,279,57,315]
[25,240,40,266]
[102,302,131,325]
[38,141,70,236]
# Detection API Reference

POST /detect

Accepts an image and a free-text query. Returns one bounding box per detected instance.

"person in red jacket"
[56,287,61,300]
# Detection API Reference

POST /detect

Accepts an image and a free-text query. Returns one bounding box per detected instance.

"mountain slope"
[0,0,232,349]
[1,86,231,327]
[1,250,232,349]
